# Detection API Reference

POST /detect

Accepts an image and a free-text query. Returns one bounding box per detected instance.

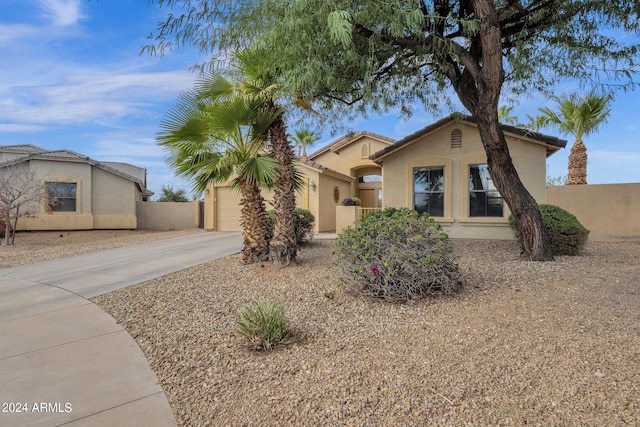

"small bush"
[342,197,361,206]
[334,208,463,301]
[265,208,315,244]
[236,301,291,351]
[508,204,589,256]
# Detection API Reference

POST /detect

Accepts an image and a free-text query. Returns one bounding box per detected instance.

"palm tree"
[498,105,519,126]
[157,77,279,263]
[291,129,321,157]
[226,47,301,266]
[539,92,612,185]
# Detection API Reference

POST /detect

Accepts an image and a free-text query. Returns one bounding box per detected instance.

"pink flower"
[371,266,379,276]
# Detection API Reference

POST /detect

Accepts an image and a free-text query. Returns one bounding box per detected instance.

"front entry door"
[358,188,377,208]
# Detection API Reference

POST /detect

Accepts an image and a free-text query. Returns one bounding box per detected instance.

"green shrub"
[265,208,315,244]
[236,301,291,351]
[334,208,463,301]
[508,204,589,256]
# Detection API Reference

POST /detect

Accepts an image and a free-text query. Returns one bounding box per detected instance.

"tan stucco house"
[204,115,566,238]
[370,115,566,239]
[204,131,393,232]
[0,144,153,230]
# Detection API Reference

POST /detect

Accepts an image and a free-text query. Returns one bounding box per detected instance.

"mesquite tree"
[147,0,639,260]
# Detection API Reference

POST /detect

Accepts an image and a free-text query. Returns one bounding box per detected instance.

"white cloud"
[39,0,85,26]
[1,70,198,126]
[0,24,37,46]
[590,150,640,165]
[90,137,165,160]
[0,123,50,133]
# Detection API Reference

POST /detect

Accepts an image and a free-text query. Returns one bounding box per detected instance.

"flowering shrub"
[334,208,463,301]
[342,197,361,206]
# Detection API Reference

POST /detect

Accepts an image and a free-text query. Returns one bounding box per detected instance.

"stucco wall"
[547,183,640,241]
[380,122,549,239]
[136,201,200,230]
[317,174,351,232]
[311,135,391,176]
[91,167,136,215]
[21,160,95,230]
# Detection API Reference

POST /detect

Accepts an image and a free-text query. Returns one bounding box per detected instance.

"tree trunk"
[239,180,270,263]
[268,114,298,266]
[474,115,554,261]
[567,140,587,185]
[456,0,553,261]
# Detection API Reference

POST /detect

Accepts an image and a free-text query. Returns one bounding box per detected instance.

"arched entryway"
[353,166,382,208]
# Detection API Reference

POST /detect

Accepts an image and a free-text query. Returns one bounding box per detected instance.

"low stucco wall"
[335,206,358,234]
[136,201,200,230]
[20,213,95,231]
[547,183,640,241]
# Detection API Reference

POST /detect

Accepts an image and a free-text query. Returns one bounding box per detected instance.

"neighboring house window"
[413,167,444,216]
[469,164,503,217]
[47,182,77,212]
[358,174,382,183]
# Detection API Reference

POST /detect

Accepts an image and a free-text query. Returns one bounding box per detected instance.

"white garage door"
[216,187,242,231]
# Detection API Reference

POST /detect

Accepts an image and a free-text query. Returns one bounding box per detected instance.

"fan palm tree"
[223,47,301,266]
[291,129,321,157]
[157,78,279,263]
[539,92,612,185]
[498,105,519,126]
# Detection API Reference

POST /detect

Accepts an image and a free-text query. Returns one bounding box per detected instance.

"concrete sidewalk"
[0,231,241,427]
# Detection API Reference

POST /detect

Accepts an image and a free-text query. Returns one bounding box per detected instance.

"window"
[469,165,503,217]
[413,167,444,216]
[47,182,77,212]
[358,174,382,183]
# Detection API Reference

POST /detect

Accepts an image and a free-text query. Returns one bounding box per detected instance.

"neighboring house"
[204,116,567,238]
[0,145,153,231]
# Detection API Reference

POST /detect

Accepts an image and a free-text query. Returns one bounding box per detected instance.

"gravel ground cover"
[91,238,640,426]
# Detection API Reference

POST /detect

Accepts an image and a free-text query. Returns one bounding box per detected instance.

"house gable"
[308,132,394,176]
[370,114,566,162]
[369,115,567,239]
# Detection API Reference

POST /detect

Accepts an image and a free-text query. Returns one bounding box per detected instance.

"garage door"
[216,187,242,231]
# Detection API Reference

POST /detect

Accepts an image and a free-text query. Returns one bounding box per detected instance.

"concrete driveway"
[0,231,241,427]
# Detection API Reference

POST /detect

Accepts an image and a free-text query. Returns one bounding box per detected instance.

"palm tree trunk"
[239,180,270,263]
[268,113,298,266]
[567,140,587,185]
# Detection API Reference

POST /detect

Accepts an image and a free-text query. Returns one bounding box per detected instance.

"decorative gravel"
[91,238,640,426]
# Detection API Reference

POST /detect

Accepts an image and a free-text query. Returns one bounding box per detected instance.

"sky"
[1,0,639,199]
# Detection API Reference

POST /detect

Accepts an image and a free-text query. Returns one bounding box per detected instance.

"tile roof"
[295,157,354,180]
[0,144,47,153]
[306,131,394,159]
[0,145,149,190]
[370,114,567,161]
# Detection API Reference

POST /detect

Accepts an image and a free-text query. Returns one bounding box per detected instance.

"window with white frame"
[413,166,444,216]
[46,182,77,212]
[468,164,503,217]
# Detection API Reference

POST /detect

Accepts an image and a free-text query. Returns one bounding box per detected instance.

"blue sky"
[1,1,639,199]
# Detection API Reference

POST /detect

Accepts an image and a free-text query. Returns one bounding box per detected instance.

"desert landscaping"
[3,230,638,426]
